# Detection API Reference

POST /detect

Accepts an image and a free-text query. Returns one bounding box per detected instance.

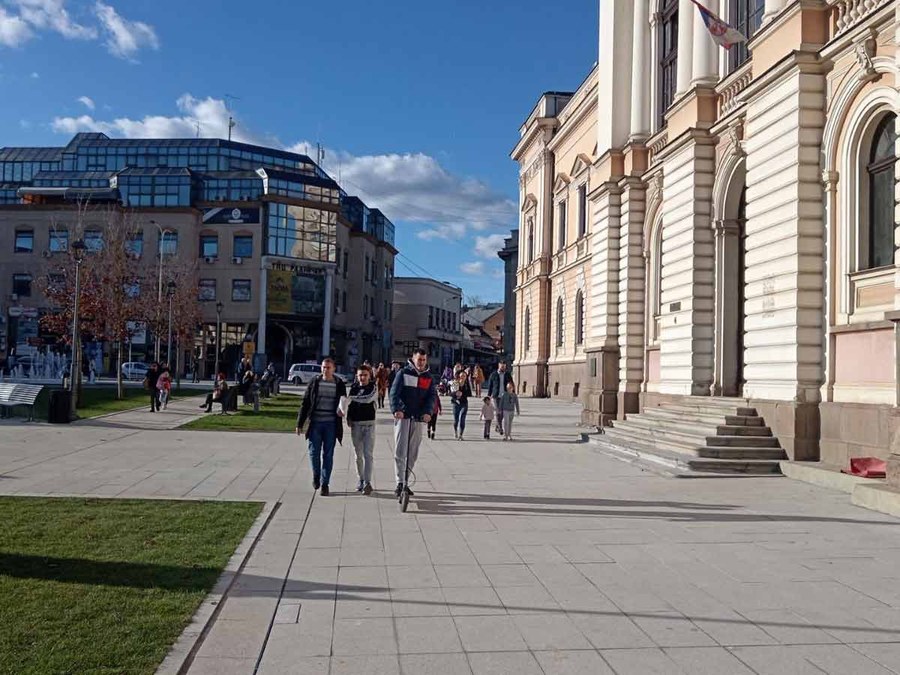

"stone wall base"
[819,402,900,467]
[548,360,586,402]
[514,363,548,398]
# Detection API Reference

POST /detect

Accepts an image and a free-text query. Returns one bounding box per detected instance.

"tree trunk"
[116,339,124,399]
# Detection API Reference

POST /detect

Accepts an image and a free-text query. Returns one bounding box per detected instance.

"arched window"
[649,216,664,343]
[556,297,564,347]
[527,218,535,263]
[575,290,584,346]
[728,0,764,72]
[524,307,531,354]
[864,113,897,270]
[657,0,678,129]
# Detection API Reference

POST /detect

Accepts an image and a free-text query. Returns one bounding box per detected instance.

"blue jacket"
[389,360,437,420]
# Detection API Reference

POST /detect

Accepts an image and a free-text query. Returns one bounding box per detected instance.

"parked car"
[287,363,321,385]
[121,362,149,381]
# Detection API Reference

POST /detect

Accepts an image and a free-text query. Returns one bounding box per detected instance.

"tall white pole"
[69,260,81,419]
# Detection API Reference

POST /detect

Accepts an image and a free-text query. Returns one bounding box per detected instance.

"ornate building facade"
[513,0,900,464]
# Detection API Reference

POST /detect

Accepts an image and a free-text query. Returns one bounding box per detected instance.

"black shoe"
[363,483,373,495]
[356,481,364,492]
[394,483,403,497]
[313,479,320,490]
[320,485,329,496]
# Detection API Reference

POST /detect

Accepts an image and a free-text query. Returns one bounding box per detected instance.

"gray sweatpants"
[393,418,424,485]
[503,412,515,439]
[351,421,376,484]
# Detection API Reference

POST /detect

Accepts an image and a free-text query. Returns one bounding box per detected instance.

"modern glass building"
[0,133,396,375]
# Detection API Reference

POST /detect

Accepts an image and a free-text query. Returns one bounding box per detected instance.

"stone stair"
[587,398,787,475]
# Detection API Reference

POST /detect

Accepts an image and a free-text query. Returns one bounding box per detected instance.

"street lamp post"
[151,220,174,361]
[166,280,176,366]
[69,239,86,420]
[214,301,223,380]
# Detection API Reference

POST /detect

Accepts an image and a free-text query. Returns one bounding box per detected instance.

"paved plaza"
[3,397,900,674]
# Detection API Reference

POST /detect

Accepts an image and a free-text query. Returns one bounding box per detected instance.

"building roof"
[462,304,504,327]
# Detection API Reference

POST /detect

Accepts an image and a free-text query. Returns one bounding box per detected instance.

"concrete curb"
[155,500,278,675]
[780,460,900,520]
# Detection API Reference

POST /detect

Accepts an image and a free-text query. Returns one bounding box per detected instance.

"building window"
[49,228,68,253]
[364,294,369,316]
[266,201,337,263]
[729,0,764,71]
[365,255,371,281]
[384,300,388,318]
[864,114,897,270]
[233,235,252,258]
[232,279,251,301]
[84,229,103,252]
[527,219,535,263]
[343,251,349,279]
[557,200,567,251]
[524,307,531,354]
[429,306,434,329]
[160,230,178,256]
[342,291,347,312]
[126,231,143,258]
[575,290,584,345]
[577,185,587,238]
[556,297,564,347]
[14,229,33,253]
[12,273,31,297]
[200,234,219,258]
[384,265,390,289]
[198,278,216,301]
[336,246,342,272]
[657,0,678,129]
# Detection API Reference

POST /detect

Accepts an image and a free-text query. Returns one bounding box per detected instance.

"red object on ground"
[841,457,887,478]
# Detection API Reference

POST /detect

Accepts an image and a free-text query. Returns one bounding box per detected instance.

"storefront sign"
[266,268,325,316]
[202,207,260,225]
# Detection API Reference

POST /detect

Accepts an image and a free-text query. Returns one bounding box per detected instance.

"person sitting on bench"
[200,372,228,412]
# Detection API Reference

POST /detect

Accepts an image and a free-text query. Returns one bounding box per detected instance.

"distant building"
[497,229,518,362]
[391,277,462,370]
[461,303,504,365]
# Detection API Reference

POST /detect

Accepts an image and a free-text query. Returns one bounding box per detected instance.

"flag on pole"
[690,0,747,49]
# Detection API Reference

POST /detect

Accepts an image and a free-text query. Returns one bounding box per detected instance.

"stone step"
[640,407,766,428]
[660,402,758,417]
[604,425,783,461]
[588,432,783,475]
[706,435,781,448]
[716,425,773,437]
[624,411,772,438]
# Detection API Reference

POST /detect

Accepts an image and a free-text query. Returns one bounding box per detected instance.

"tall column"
[630,0,651,139]
[821,171,838,404]
[257,259,267,358]
[322,268,334,358]
[691,0,718,85]
[598,0,635,154]
[617,179,647,416]
[762,0,788,24]
[676,0,695,95]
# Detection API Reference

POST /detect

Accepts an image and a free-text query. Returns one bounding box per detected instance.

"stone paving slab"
[4,397,900,674]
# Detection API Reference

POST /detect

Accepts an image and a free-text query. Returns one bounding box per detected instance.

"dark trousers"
[452,403,468,436]
[150,389,160,411]
[308,420,337,487]
[483,420,491,438]
[427,414,437,436]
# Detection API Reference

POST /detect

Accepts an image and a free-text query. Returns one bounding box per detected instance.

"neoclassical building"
[513,0,900,464]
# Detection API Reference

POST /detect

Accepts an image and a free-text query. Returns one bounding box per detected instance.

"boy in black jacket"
[389,348,436,497]
[347,364,377,495]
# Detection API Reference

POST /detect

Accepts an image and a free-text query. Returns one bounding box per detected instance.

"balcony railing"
[830,0,890,36]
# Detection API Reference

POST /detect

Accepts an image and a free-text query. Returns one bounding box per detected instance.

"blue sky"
[0,0,598,302]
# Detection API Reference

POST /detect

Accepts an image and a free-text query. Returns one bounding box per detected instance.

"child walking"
[479,396,495,439]
[157,368,172,409]
[347,364,377,495]
[498,382,520,440]
[427,393,442,439]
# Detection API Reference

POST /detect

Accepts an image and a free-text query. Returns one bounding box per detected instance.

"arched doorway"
[713,163,747,397]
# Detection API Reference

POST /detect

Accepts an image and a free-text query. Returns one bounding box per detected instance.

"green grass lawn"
[180,393,301,433]
[0,497,263,675]
[26,386,194,421]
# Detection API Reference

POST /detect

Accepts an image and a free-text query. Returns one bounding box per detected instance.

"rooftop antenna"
[194,120,201,138]
[223,93,241,141]
[316,143,325,167]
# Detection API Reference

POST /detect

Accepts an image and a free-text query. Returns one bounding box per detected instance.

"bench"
[0,383,44,421]
[215,385,237,415]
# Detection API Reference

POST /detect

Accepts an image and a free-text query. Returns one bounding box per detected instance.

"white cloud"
[51,94,516,243]
[0,8,32,46]
[460,261,486,276]
[77,95,95,110]
[53,94,267,145]
[288,142,516,242]
[94,2,158,60]
[473,233,507,259]
[29,70,38,78]
[13,0,96,40]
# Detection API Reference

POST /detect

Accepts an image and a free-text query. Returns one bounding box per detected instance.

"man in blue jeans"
[296,357,347,496]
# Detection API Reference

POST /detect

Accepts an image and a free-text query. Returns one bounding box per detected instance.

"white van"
[287,363,320,385]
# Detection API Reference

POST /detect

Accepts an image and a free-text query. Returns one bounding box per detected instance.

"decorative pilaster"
[691,0,718,85]
[630,0,651,140]
[711,218,742,396]
[617,178,647,416]
[676,0,695,95]
[821,170,838,403]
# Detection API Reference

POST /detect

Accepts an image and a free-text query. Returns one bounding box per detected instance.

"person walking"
[389,348,436,497]
[487,361,515,434]
[427,392,442,439]
[479,396,495,439]
[498,382,521,440]
[473,364,485,397]
[146,362,161,412]
[157,365,172,410]
[296,358,346,496]
[191,354,200,383]
[347,364,377,495]
[451,370,472,441]
[375,363,389,409]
